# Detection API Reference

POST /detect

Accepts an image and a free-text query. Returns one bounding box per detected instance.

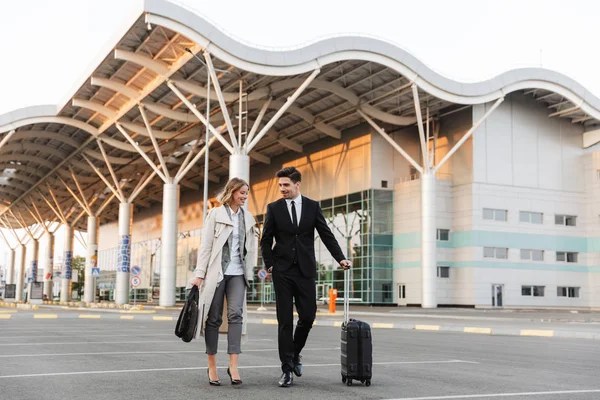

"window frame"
[519,211,543,224]
[555,214,577,227]
[436,229,450,242]
[483,208,508,222]
[437,266,450,278]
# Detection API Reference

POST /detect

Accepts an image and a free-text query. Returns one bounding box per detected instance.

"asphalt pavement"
[1,312,600,400]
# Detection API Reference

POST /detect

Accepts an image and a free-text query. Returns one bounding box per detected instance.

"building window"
[437,266,450,278]
[555,214,577,226]
[437,229,450,241]
[556,251,578,263]
[557,286,580,298]
[522,285,545,297]
[483,208,507,222]
[519,211,543,224]
[484,247,508,259]
[520,249,544,261]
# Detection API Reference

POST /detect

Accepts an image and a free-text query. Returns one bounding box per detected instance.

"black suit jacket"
[260,196,346,278]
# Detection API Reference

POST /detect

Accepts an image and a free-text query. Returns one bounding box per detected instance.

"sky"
[1,0,599,261]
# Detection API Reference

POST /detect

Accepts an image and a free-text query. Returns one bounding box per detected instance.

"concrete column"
[26,239,39,302]
[29,239,39,282]
[229,154,250,183]
[421,172,437,308]
[60,225,73,303]
[5,248,14,285]
[159,183,180,307]
[14,244,26,302]
[115,202,132,305]
[84,216,98,303]
[42,231,54,299]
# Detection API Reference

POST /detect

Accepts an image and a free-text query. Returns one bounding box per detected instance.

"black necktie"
[291,200,298,227]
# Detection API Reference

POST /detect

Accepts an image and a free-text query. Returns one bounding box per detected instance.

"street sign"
[130,276,141,288]
[91,268,100,278]
[131,266,141,277]
[258,269,268,280]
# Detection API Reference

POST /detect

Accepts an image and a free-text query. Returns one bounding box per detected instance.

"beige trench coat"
[190,205,258,340]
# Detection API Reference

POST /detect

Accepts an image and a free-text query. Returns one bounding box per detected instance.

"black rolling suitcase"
[340,268,373,386]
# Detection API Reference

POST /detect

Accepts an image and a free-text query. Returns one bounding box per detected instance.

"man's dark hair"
[276,166,302,183]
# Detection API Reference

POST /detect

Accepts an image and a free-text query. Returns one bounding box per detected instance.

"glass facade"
[250,189,394,305]
[96,190,394,305]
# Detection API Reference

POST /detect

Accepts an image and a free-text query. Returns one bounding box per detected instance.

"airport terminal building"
[1,0,600,308]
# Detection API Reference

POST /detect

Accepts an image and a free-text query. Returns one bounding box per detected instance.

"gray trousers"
[205,274,245,355]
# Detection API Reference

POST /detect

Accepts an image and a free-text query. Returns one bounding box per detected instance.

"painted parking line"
[0,347,341,359]
[152,316,174,321]
[33,314,58,319]
[386,388,600,399]
[78,314,101,319]
[0,314,11,319]
[120,316,135,320]
[261,319,278,325]
[520,329,554,337]
[464,327,492,334]
[415,325,440,331]
[0,340,176,347]
[373,323,394,329]
[0,359,477,379]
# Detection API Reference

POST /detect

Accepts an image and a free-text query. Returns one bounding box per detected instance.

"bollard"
[329,288,338,313]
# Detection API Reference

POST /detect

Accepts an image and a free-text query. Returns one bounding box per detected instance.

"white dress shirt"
[224,207,244,276]
[285,194,302,226]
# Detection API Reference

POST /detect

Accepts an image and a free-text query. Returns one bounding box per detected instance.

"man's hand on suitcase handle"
[340,260,352,270]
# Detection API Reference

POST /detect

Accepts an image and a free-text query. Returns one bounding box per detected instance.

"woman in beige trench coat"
[190,178,258,386]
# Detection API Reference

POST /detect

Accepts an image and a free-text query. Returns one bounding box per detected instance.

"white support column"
[115,202,133,305]
[60,225,73,303]
[15,244,26,302]
[229,154,250,183]
[84,215,98,303]
[42,231,54,299]
[421,172,437,308]
[159,183,180,307]
[5,247,14,285]
[26,238,39,302]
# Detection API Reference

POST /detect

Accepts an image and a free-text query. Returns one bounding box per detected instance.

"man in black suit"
[261,166,351,387]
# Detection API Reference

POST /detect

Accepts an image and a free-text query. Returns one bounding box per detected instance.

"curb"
[2,312,600,341]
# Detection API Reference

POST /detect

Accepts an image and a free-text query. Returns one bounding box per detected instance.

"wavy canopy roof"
[0,0,598,233]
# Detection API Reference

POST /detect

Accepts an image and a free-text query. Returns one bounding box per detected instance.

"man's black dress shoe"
[293,355,303,377]
[278,371,294,387]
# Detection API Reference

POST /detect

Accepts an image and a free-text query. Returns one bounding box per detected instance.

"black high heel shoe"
[207,368,221,386]
[227,367,243,385]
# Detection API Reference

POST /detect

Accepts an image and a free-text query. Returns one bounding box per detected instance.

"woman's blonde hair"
[216,177,249,205]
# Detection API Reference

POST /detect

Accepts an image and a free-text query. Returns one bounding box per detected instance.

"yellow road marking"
[464,327,492,334]
[415,325,440,331]
[521,329,554,337]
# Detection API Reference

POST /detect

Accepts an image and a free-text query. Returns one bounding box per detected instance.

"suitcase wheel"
[346,379,353,386]
[366,379,371,387]
[341,375,346,384]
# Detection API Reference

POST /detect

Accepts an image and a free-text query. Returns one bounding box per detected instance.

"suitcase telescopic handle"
[343,266,351,324]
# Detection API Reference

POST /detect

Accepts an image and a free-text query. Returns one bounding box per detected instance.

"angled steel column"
[60,225,74,303]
